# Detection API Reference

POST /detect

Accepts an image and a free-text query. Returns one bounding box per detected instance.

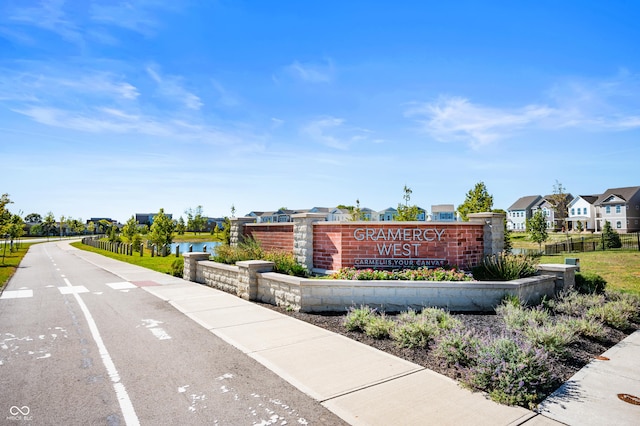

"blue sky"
[1,1,639,223]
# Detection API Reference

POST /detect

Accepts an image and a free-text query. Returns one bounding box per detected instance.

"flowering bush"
[330,267,473,281]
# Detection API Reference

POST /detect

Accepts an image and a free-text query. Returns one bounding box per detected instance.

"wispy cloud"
[407,72,640,148]
[90,0,171,37]
[146,66,203,110]
[302,116,372,150]
[406,96,554,149]
[7,0,83,45]
[286,59,335,83]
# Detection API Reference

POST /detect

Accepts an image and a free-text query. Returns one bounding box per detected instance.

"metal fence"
[544,232,640,254]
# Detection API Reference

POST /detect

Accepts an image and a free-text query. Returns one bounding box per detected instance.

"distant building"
[431,204,456,222]
[135,213,173,226]
[594,186,640,233]
[507,196,542,231]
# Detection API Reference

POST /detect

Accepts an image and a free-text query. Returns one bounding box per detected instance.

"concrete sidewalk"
[64,241,639,425]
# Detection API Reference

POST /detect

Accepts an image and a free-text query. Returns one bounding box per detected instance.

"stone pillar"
[230,217,255,247]
[468,212,505,256]
[537,264,577,293]
[291,213,326,272]
[236,260,274,300]
[183,252,210,281]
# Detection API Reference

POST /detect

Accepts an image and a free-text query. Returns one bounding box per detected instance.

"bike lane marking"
[61,275,140,426]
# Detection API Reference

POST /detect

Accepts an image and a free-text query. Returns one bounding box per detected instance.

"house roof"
[595,186,640,205]
[508,195,542,211]
[569,195,600,207]
[431,204,455,213]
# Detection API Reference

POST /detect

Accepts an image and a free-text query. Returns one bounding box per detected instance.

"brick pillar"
[291,213,327,272]
[468,212,505,256]
[230,217,255,247]
[183,252,210,281]
[236,260,274,300]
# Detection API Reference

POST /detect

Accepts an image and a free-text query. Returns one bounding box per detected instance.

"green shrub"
[464,337,558,409]
[587,302,634,329]
[419,308,461,331]
[170,258,184,277]
[472,253,538,281]
[574,272,607,294]
[263,250,308,278]
[344,306,377,332]
[434,328,480,367]
[547,291,605,317]
[522,322,577,357]
[496,302,549,331]
[391,319,440,348]
[561,316,607,340]
[364,313,395,339]
[601,221,622,249]
[606,291,640,317]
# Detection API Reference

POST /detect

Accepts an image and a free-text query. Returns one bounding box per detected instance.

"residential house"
[378,207,398,221]
[532,194,574,231]
[507,196,542,231]
[431,204,457,222]
[567,195,599,232]
[594,186,640,233]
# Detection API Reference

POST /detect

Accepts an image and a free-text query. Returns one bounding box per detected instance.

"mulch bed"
[254,302,636,385]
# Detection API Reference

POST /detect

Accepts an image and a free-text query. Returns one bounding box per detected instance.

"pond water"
[170,241,221,254]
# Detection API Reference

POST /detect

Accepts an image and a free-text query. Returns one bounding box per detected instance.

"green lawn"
[173,232,224,243]
[539,250,640,295]
[0,243,37,289]
[70,242,180,275]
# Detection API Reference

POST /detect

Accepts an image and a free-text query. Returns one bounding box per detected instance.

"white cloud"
[302,116,372,150]
[286,59,334,83]
[407,72,640,148]
[146,66,203,110]
[406,96,554,149]
[7,0,84,45]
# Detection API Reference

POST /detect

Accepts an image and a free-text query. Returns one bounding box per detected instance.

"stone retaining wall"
[184,252,576,312]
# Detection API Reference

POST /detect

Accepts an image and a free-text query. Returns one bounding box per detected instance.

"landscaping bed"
[255,291,639,409]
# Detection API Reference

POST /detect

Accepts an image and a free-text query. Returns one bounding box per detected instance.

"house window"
[616,221,622,229]
[616,205,621,213]
[584,207,588,215]
[606,206,610,214]
[571,208,575,215]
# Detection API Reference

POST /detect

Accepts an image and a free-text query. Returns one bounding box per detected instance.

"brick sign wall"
[244,223,294,253]
[312,222,484,270]
[234,212,503,272]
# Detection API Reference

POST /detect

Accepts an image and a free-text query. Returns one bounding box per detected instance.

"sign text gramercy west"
[353,227,445,258]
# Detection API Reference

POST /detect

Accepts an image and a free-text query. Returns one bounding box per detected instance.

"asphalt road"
[0,242,345,425]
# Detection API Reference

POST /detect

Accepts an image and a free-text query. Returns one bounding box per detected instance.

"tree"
[24,213,42,223]
[0,193,13,237]
[97,219,112,234]
[7,214,24,252]
[122,216,139,242]
[527,211,548,251]
[457,182,494,221]
[548,180,571,232]
[350,199,368,221]
[149,208,175,255]
[576,221,584,233]
[42,212,55,239]
[185,205,206,234]
[602,221,622,249]
[176,216,186,235]
[87,221,96,235]
[395,185,420,221]
[59,215,67,238]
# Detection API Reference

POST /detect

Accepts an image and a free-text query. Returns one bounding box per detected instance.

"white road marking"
[61,277,140,425]
[149,327,171,340]
[0,290,33,299]
[58,286,89,294]
[106,282,136,290]
[93,292,103,295]
[178,385,189,393]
